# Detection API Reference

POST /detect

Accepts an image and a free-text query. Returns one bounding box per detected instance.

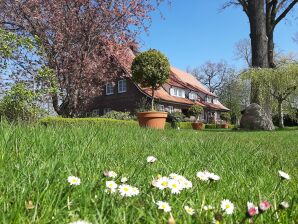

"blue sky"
[140,0,298,70]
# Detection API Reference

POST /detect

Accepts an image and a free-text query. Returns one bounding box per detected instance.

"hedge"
[39,117,236,130]
[39,117,138,127]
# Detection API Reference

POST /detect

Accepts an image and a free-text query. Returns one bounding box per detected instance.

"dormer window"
[170,87,185,98]
[106,82,114,95]
[189,92,197,100]
[206,96,212,103]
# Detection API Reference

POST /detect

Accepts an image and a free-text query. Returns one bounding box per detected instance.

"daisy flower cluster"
[196,170,220,181]
[152,173,192,194]
[105,180,139,197]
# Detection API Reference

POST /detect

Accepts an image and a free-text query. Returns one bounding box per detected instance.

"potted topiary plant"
[220,112,231,129]
[131,49,170,129]
[188,105,205,130]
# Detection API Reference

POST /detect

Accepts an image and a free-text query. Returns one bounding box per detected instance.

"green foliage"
[131,49,170,110]
[0,83,45,122]
[101,111,136,120]
[167,112,185,129]
[220,112,231,122]
[188,105,204,119]
[0,123,297,223]
[39,117,138,127]
[135,97,152,112]
[131,49,170,90]
[0,29,35,60]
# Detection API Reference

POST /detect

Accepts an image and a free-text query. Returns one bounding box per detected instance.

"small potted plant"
[189,105,205,130]
[131,49,170,129]
[220,112,231,129]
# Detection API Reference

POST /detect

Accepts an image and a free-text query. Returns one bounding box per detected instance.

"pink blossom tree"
[0,0,167,117]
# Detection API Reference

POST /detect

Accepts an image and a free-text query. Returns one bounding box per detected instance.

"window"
[157,104,165,111]
[189,92,198,100]
[103,108,111,114]
[168,106,174,113]
[92,109,100,116]
[206,96,212,103]
[118,80,127,93]
[106,82,114,95]
[213,98,218,104]
[170,87,185,98]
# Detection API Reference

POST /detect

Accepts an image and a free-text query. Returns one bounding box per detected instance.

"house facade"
[88,50,229,123]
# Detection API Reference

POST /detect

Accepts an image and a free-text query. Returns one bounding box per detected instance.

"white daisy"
[106,181,118,190]
[121,177,128,183]
[181,180,193,189]
[69,220,91,224]
[118,184,134,197]
[279,201,289,209]
[153,176,169,190]
[196,171,209,181]
[156,201,171,212]
[221,199,234,215]
[147,156,157,163]
[184,206,195,215]
[168,179,183,194]
[278,170,290,180]
[67,176,81,186]
[207,172,220,181]
[203,205,214,211]
[104,188,117,194]
[169,173,180,180]
[131,187,140,196]
[104,170,117,178]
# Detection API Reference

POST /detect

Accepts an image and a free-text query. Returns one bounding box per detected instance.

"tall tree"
[0,0,166,117]
[224,0,298,103]
[246,64,298,128]
[188,61,234,94]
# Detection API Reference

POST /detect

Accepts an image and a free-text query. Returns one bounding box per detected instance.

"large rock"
[240,103,275,130]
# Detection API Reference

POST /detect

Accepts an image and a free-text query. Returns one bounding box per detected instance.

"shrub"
[0,83,46,122]
[220,112,231,123]
[131,49,170,111]
[101,111,136,120]
[188,105,204,121]
[167,112,185,129]
[40,117,138,127]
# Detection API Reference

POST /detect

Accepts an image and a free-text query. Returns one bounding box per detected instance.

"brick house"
[88,49,229,123]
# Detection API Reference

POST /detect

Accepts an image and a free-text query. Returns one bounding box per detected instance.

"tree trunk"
[151,87,155,111]
[248,0,269,104]
[278,100,284,128]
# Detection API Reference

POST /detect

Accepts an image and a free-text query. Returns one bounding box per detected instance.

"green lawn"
[0,123,297,223]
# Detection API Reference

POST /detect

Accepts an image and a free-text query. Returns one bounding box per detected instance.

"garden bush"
[100,110,136,120]
[167,112,185,129]
[40,117,138,127]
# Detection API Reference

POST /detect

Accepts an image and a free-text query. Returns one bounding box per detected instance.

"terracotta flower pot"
[191,122,205,130]
[221,124,229,129]
[137,111,168,129]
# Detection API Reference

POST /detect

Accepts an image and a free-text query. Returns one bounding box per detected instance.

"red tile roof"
[140,86,205,106]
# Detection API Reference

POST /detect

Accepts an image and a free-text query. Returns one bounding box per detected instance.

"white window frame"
[118,79,127,93]
[103,108,111,114]
[206,96,212,103]
[106,82,114,95]
[168,106,174,113]
[158,104,165,111]
[170,87,185,98]
[92,109,100,116]
[189,92,197,100]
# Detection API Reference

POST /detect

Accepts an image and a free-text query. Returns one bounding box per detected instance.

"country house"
[89,49,229,123]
